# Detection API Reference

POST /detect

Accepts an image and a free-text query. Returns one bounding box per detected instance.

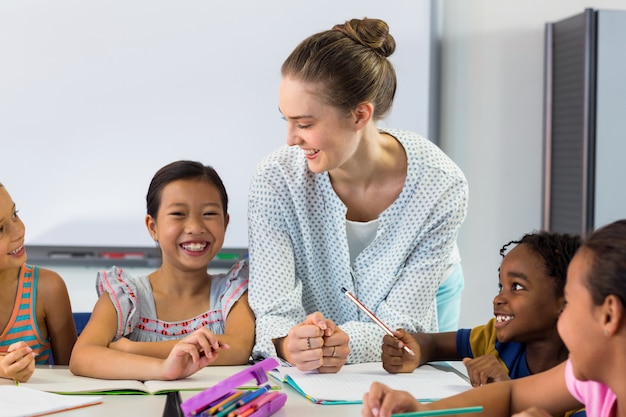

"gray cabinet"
[543,8,626,234]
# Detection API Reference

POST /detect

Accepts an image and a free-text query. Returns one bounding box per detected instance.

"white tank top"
[346,218,379,265]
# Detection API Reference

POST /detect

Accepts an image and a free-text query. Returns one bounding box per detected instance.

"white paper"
[271,362,471,402]
[0,386,101,417]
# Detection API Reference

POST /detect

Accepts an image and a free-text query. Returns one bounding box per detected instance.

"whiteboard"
[0,0,433,250]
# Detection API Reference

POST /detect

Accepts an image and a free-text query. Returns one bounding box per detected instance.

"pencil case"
[180,358,286,417]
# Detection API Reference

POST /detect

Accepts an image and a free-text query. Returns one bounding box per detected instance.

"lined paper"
[271,363,471,403]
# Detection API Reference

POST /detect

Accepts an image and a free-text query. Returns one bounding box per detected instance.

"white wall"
[2,0,432,313]
[0,0,431,251]
[439,0,626,328]
[9,0,626,322]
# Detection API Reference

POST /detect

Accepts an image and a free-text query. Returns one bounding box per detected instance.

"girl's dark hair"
[281,17,396,120]
[581,219,626,306]
[146,160,228,219]
[500,231,582,298]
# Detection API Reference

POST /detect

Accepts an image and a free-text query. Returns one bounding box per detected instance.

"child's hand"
[362,381,421,417]
[463,355,510,387]
[107,337,133,353]
[0,342,37,383]
[381,329,421,374]
[512,406,553,417]
[160,328,226,380]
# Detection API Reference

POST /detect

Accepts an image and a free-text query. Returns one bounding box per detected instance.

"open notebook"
[270,362,471,405]
[0,385,102,417]
[0,367,278,395]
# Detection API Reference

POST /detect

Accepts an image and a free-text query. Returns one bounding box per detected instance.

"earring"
[604,330,609,336]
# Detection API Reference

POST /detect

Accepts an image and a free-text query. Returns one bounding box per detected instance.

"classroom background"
[1,0,625,330]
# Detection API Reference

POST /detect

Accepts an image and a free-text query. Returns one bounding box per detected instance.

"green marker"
[216,253,242,260]
[392,406,483,417]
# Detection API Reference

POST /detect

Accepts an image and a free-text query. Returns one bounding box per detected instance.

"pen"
[391,406,484,417]
[341,287,415,356]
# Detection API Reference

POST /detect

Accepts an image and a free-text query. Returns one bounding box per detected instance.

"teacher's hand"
[279,312,329,371]
[319,318,349,373]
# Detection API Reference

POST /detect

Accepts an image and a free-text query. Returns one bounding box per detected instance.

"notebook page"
[273,363,471,402]
[143,367,226,394]
[0,385,102,417]
[2,368,148,394]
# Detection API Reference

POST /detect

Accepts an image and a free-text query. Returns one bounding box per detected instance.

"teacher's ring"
[306,337,311,350]
[332,346,337,357]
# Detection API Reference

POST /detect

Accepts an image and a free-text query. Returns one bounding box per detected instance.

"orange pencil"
[204,391,243,416]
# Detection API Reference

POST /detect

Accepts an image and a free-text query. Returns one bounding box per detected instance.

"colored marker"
[100,251,145,260]
[226,386,272,417]
[206,391,243,416]
[391,406,484,417]
[189,391,235,416]
[237,408,255,417]
[216,252,241,260]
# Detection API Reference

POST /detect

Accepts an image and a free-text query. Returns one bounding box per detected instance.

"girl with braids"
[248,17,468,373]
[363,220,626,417]
[380,231,581,389]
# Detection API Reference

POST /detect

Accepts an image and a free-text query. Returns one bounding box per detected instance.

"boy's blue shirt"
[456,317,530,379]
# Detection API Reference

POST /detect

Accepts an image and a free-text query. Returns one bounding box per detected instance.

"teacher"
[248,17,468,372]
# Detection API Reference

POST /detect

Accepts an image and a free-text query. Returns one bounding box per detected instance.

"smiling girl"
[0,183,76,382]
[69,161,254,380]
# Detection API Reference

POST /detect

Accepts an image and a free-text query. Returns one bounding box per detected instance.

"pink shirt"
[565,359,616,417]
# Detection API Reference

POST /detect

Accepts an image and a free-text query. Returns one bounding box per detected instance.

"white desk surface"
[36,364,365,416]
[53,386,363,417]
[51,394,168,416]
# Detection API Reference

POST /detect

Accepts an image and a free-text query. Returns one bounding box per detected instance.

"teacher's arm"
[247,170,306,363]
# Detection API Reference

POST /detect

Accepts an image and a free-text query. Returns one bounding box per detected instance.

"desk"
[44,370,362,417]
[48,395,167,416]
[35,363,467,416]
[179,382,363,417]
